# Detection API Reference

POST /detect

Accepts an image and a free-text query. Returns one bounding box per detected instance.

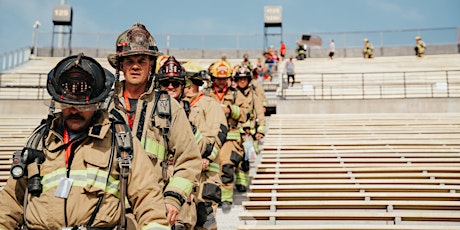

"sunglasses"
[159,80,182,88]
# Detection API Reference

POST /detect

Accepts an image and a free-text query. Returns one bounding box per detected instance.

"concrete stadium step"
[240,113,460,228]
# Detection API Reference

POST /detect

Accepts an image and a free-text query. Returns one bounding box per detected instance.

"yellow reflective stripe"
[41,168,120,197]
[208,145,219,161]
[221,188,233,202]
[207,162,220,173]
[230,105,240,120]
[257,125,266,133]
[226,132,241,140]
[166,176,194,196]
[194,129,203,143]
[41,168,66,191]
[142,137,166,160]
[236,171,249,185]
[141,222,170,230]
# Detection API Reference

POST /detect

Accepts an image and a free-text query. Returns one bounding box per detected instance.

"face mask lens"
[55,102,100,112]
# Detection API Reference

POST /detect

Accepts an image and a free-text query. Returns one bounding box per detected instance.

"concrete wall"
[3,98,459,116]
[276,98,460,114]
[37,44,459,59]
[1,100,49,116]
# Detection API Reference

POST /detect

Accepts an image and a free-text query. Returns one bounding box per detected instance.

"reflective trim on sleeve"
[194,128,203,143]
[166,176,194,196]
[230,105,240,120]
[226,132,241,141]
[141,222,170,230]
[41,167,120,197]
[208,145,219,162]
[141,137,166,160]
[207,162,220,173]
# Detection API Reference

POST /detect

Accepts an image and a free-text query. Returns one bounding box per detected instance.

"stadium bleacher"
[1,53,460,229]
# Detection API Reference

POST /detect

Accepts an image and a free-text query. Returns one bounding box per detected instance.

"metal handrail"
[278,69,460,100]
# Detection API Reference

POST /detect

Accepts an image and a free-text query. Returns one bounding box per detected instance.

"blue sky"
[0,0,458,54]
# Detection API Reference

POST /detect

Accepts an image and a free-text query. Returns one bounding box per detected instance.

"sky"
[0,0,459,54]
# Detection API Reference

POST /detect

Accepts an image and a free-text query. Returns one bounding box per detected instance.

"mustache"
[66,114,85,121]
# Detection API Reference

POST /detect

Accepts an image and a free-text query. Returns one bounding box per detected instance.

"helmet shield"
[233,65,252,81]
[47,53,115,106]
[210,61,231,79]
[156,56,186,83]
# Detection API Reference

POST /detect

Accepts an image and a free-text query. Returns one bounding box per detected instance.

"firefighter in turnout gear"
[0,53,169,229]
[182,61,227,229]
[232,65,266,193]
[204,60,250,213]
[107,23,201,226]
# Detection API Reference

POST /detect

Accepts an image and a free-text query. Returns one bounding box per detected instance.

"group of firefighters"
[363,36,426,59]
[0,22,266,230]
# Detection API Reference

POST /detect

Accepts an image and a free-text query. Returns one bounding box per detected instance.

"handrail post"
[321,73,324,99]
[403,72,407,98]
[446,70,450,97]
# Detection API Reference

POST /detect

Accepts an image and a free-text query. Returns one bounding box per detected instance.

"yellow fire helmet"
[182,61,208,87]
[154,55,170,73]
[209,60,231,79]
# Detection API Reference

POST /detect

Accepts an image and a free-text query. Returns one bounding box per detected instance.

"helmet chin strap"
[112,55,130,114]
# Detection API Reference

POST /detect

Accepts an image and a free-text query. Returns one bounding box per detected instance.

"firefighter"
[203,60,250,213]
[183,61,227,229]
[232,65,266,192]
[0,53,169,229]
[415,36,426,57]
[363,38,374,59]
[107,23,201,226]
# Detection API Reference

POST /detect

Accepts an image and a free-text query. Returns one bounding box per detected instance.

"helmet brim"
[107,50,161,69]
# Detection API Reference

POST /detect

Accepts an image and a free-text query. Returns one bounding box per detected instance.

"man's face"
[236,77,249,89]
[120,55,153,88]
[62,106,96,133]
[214,77,229,89]
[159,80,184,100]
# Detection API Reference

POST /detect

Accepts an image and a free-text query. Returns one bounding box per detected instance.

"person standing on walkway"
[415,36,426,57]
[363,38,374,59]
[328,39,335,60]
[285,56,295,87]
[279,40,286,60]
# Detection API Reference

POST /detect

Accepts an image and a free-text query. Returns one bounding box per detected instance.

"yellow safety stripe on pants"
[257,125,266,134]
[166,176,194,196]
[141,137,166,160]
[226,132,241,141]
[230,105,240,120]
[236,171,249,186]
[221,188,233,202]
[207,162,220,173]
[41,168,120,197]
[141,222,170,230]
